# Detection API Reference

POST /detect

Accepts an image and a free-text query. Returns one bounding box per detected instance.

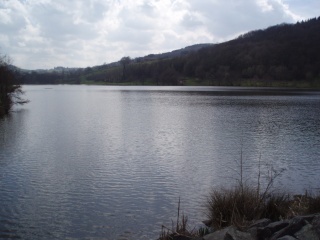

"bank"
[159,188,320,240]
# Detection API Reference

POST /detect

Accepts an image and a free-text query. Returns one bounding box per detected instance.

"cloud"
[182,0,301,40]
[283,0,320,19]
[0,0,314,69]
[180,12,204,29]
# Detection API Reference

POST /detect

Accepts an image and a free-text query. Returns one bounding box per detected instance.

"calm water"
[1,85,320,239]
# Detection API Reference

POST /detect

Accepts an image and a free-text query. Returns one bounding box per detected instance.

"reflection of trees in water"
[0,109,29,160]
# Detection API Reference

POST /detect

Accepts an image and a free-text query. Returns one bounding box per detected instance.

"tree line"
[17,17,320,87]
[115,17,320,87]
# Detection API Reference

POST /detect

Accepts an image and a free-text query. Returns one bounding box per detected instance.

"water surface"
[1,85,320,239]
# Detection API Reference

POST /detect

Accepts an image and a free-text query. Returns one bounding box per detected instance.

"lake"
[1,85,320,239]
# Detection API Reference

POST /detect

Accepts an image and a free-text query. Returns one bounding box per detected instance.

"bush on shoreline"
[159,153,320,239]
[205,186,320,231]
[159,188,320,240]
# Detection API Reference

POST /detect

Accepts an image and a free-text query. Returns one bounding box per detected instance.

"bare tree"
[0,53,28,116]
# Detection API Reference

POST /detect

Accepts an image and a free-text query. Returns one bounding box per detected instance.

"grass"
[159,189,320,239]
[205,186,320,230]
[159,149,320,239]
[239,80,320,88]
[158,198,211,240]
[206,185,294,230]
[290,191,320,216]
[204,150,320,230]
[159,198,196,240]
[205,155,320,231]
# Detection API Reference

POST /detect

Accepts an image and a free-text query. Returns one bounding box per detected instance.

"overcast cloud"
[0,0,318,69]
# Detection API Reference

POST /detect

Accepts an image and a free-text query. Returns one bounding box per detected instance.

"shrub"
[205,184,292,230]
[206,186,257,229]
[205,149,291,229]
[261,193,291,221]
[159,198,197,240]
[205,150,320,230]
[307,192,320,214]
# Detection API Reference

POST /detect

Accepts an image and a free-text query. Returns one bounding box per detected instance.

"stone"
[311,214,320,236]
[298,214,317,223]
[203,226,236,240]
[294,223,319,240]
[276,235,297,240]
[247,218,272,239]
[224,227,254,240]
[248,218,272,229]
[197,214,320,240]
[203,226,254,240]
[257,220,290,239]
[270,217,307,240]
[246,227,258,239]
[170,235,194,240]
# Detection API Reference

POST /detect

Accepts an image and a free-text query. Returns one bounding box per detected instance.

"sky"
[0,0,319,70]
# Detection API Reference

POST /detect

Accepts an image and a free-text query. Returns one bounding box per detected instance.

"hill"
[138,43,213,62]
[16,17,320,87]
[183,17,320,87]
[14,43,212,85]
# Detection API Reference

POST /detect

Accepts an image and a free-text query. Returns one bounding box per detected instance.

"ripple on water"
[1,86,320,239]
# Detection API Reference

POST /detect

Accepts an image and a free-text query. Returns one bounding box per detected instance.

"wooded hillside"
[17,17,320,87]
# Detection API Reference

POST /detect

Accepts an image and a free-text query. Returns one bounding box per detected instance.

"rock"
[294,223,319,240]
[246,227,258,239]
[203,226,236,240]
[224,227,254,240]
[248,218,272,229]
[276,235,297,240]
[298,214,317,223]
[197,214,320,240]
[170,235,194,240]
[257,220,290,239]
[311,214,320,236]
[270,217,307,240]
[247,218,272,239]
[203,226,254,240]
